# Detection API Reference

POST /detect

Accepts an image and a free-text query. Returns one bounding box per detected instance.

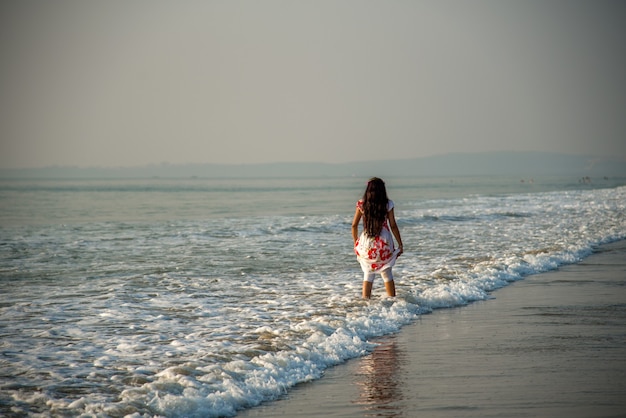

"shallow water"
[1,176,624,417]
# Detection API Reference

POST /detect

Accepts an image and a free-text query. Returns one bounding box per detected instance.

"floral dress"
[354,199,399,273]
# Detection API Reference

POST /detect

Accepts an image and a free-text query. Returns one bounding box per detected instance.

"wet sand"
[238,240,626,417]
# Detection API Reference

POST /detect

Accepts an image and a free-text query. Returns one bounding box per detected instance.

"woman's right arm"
[387,208,404,257]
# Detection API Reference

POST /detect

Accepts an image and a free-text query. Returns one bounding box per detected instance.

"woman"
[352,177,404,299]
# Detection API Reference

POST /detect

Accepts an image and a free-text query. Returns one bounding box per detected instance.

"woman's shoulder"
[357,199,393,211]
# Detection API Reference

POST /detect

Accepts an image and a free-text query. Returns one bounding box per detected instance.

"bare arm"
[387,208,404,257]
[351,207,362,245]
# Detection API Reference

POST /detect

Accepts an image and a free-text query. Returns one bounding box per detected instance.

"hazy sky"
[1,0,625,169]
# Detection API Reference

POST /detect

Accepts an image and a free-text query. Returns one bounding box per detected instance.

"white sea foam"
[0,178,624,416]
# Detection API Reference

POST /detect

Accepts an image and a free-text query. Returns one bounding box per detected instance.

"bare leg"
[362,281,373,299]
[384,280,396,297]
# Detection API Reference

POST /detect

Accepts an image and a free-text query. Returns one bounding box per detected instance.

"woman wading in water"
[352,177,404,299]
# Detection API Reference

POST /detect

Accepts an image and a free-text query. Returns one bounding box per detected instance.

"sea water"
[1,176,624,417]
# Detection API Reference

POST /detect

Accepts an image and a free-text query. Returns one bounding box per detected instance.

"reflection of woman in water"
[352,177,404,299]
[355,340,403,413]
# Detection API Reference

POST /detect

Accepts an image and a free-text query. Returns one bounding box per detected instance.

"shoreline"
[238,239,626,417]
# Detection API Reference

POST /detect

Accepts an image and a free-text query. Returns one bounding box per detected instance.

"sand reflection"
[354,338,404,416]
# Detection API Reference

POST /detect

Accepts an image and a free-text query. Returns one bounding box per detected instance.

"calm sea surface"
[1,176,625,417]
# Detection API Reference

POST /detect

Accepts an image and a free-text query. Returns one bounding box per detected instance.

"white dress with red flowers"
[354,199,400,274]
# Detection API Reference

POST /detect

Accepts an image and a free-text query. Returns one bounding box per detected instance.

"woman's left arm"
[351,207,362,245]
[387,208,404,256]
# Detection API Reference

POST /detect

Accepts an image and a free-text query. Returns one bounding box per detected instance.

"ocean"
[1,175,625,417]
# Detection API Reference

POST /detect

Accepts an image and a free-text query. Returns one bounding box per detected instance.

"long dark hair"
[362,177,388,237]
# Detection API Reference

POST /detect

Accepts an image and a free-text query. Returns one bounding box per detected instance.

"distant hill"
[1,152,624,179]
